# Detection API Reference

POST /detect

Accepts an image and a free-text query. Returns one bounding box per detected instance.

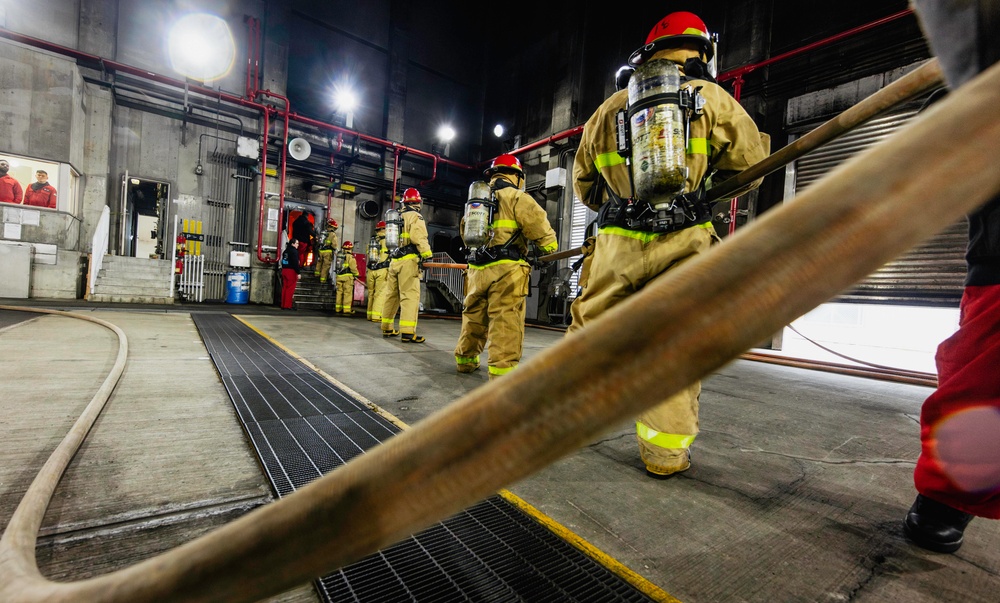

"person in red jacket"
[22,170,57,208]
[0,159,23,205]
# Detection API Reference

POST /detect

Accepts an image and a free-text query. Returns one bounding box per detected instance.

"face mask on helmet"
[683,56,717,83]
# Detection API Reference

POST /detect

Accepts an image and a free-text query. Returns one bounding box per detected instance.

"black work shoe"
[903,494,974,553]
[382,330,400,338]
[400,334,426,343]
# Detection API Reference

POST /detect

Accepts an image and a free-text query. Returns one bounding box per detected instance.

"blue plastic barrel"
[225,271,250,304]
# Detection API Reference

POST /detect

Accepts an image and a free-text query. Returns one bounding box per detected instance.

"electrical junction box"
[229,251,251,268]
[545,167,566,189]
[237,136,260,160]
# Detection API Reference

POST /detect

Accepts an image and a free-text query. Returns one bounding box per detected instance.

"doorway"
[122,176,170,258]
[284,204,321,268]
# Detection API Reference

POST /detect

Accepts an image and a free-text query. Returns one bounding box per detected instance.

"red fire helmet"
[628,11,714,67]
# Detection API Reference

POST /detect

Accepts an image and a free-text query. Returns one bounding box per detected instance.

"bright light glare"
[333,85,359,113]
[168,13,236,81]
[493,124,505,138]
[437,125,456,142]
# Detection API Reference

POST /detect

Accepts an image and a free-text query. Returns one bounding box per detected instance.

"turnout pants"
[367,267,388,321]
[381,258,421,335]
[335,274,355,313]
[314,249,333,282]
[568,224,714,474]
[455,263,531,380]
[914,285,1000,518]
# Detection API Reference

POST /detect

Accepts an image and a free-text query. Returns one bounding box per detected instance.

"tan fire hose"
[8,57,1000,603]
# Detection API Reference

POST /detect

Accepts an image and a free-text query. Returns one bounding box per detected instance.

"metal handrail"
[7,57,1000,603]
[87,206,110,297]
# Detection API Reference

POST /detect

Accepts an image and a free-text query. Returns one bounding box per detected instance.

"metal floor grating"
[193,313,655,603]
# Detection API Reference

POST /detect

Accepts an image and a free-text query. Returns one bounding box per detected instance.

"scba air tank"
[627,59,688,209]
[384,208,401,250]
[462,181,494,251]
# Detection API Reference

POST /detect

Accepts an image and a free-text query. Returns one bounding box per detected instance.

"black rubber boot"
[903,494,974,553]
[382,329,400,338]
[401,334,425,343]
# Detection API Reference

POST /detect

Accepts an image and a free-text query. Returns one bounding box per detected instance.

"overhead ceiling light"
[333,84,359,113]
[168,13,236,82]
[437,125,456,143]
[493,124,505,138]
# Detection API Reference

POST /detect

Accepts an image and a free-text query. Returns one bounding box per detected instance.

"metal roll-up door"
[792,109,966,307]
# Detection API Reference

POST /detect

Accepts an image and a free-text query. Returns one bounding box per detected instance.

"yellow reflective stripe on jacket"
[489,365,516,376]
[636,421,696,450]
[467,258,529,270]
[391,253,420,262]
[595,151,626,170]
[420,250,433,258]
[687,138,709,156]
[399,320,417,327]
[492,219,519,230]
[598,226,662,244]
[455,355,480,365]
[599,221,714,243]
[540,242,558,253]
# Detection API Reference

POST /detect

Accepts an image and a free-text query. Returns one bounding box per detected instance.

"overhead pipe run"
[717,8,916,101]
[0,26,474,265]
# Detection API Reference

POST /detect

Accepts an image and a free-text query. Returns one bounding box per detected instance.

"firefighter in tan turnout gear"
[569,11,769,478]
[366,221,390,322]
[334,240,359,314]
[454,154,558,379]
[313,219,339,283]
[381,188,433,342]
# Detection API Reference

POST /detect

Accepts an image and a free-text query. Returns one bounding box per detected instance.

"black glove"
[527,247,543,269]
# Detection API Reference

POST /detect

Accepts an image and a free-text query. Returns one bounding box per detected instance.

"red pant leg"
[914,285,1000,518]
[281,268,298,308]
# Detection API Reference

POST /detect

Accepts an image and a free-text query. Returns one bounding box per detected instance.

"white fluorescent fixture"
[168,13,236,81]
[437,125,456,142]
[493,124,504,138]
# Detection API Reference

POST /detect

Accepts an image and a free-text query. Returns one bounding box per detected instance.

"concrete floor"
[1,302,998,602]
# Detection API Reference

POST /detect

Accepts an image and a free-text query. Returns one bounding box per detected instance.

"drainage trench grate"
[193,313,655,603]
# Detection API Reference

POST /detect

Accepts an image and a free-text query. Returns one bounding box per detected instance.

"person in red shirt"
[0,159,23,205]
[22,170,57,209]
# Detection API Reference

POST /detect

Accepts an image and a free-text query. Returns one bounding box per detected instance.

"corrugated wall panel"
[793,109,966,307]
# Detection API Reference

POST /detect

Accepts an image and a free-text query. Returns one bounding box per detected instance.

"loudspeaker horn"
[288,137,311,161]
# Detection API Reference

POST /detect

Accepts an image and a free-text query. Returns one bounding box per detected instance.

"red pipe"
[718,8,915,84]
[391,147,402,204]
[482,126,585,170]
[254,106,273,263]
[288,112,469,171]
[253,18,262,97]
[244,18,252,98]
[255,90,293,264]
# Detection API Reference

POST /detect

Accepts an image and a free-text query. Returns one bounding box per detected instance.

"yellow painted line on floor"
[233,313,682,603]
[497,491,682,603]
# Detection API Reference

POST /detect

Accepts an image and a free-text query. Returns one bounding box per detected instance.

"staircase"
[90,255,174,304]
[424,280,462,314]
[293,269,335,311]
